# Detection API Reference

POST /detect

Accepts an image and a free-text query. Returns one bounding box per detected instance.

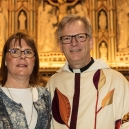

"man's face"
[59,21,93,68]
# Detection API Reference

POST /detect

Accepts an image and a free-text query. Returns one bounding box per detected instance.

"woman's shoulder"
[35,86,50,97]
[0,85,2,92]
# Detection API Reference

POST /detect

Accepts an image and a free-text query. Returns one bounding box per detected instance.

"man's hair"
[57,14,92,40]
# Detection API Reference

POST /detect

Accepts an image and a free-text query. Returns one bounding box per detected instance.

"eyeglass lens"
[9,48,35,58]
[60,33,88,44]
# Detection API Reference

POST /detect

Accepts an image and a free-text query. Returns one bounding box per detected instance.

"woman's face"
[5,39,35,80]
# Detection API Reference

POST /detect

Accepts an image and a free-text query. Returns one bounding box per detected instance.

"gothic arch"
[17,9,27,30]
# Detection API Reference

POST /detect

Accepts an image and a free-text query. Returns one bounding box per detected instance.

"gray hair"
[57,14,92,40]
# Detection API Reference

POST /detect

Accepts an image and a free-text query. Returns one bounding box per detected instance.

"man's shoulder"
[102,68,128,83]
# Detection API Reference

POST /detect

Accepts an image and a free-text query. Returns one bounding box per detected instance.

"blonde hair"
[57,14,92,40]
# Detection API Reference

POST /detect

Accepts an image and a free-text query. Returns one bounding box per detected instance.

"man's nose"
[70,36,78,46]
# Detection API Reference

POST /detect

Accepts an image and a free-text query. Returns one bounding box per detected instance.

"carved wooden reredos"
[0,0,129,85]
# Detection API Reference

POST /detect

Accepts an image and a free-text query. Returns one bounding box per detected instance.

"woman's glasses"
[7,48,35,58]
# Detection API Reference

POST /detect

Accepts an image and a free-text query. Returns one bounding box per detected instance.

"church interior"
[0,0,129,86]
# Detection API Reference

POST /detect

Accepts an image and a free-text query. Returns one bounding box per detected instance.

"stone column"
[9,0,15,35]
[90,0,98,58]
[27,0,36,42]
[108,0,116,62]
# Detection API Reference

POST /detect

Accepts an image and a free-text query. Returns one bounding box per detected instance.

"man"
[46,14,129,129]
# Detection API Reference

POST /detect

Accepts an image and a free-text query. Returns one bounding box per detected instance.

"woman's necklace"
[5,84,34,127]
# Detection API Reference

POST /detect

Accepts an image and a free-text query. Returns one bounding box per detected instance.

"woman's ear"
[5,61,7,66]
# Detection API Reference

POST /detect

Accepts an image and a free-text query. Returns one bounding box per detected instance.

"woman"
[0,32,51,129]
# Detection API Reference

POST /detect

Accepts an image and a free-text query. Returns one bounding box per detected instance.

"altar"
[0,0,129,85]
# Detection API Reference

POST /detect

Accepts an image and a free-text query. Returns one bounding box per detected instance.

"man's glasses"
[7,48,35,58]
[60,33,90,44]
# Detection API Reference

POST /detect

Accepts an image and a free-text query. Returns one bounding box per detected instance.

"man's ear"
[89,38,93,50]
[59,42,63,53]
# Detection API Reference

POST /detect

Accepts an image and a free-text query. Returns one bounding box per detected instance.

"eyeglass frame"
[7,48,35,58]
[60,33,90,44]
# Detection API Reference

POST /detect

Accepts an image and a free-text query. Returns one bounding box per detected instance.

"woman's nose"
[20,51,26,59]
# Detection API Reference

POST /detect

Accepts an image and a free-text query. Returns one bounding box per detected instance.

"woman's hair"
[57,14,92,40]
[0,32,39,87]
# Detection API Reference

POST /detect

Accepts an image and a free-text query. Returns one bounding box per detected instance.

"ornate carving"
[117,2,129,52]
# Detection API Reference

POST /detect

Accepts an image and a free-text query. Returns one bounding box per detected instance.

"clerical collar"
[68,57,94,73]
